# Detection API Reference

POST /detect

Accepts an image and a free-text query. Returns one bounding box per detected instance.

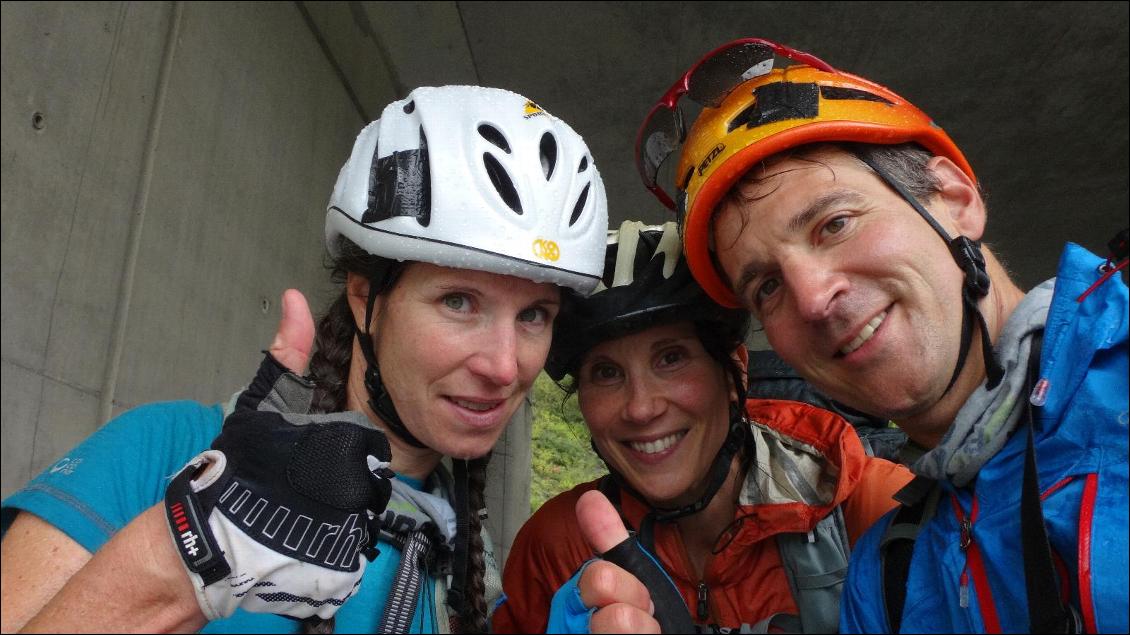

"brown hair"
[720,142,943,212]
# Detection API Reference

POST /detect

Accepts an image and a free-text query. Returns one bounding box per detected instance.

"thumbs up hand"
[163,289,394,621]
[267,288,315,375]
[546,489,695,633]
[575,490,661,633]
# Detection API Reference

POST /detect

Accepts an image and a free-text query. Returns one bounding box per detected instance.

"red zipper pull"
[1030,378,1050,407]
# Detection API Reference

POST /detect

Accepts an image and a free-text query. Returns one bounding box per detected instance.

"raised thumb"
[576,489,630,555]
[269,289,315,374]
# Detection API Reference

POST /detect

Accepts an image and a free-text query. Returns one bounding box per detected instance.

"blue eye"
[518,306,548,325]
[443,293,470,312]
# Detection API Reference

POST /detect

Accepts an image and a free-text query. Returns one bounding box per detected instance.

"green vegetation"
[529,372,607,513]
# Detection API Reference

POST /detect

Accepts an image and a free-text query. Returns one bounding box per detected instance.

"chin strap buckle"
[949,236,990,298]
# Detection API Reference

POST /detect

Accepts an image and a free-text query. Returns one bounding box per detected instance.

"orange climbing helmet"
[635,38,975,307]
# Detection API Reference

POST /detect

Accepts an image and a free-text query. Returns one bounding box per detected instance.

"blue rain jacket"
[841,243,1129,633]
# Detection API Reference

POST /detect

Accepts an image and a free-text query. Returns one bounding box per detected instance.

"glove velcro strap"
[602,536,695,633]
[165,465,231,586]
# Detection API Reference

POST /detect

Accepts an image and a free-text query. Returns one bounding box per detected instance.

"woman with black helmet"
[493,221,912,634]
[1,86,607,633]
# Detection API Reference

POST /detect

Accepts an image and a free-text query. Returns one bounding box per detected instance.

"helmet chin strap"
[356,274,429,449]
[352,271,477,621]
[856,155,1004,392]
[595,401,749,552]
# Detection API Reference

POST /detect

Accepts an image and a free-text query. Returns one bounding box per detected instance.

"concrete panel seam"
[347,2,404,100]
[40,3,130,379]
[453,2,483,84]
[98,1,183,425]
[3,358,100,399]
[13,367,47,489]
[293,1,376,123]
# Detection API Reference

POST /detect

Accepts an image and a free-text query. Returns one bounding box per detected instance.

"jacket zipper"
[956,510,972,608]
[1078,473,1098,634]
[673,524,716,626]
[949,493,1002,633]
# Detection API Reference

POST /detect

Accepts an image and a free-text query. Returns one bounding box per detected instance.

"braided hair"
[468,455,493,633]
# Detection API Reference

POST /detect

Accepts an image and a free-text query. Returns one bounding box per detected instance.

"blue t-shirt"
[1,400,438,633]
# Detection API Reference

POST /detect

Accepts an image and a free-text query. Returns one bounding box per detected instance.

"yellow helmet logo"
[523,100,545,119]
[532,238,560,261]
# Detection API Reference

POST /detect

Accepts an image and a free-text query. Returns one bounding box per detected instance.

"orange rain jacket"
[494,399,913,633]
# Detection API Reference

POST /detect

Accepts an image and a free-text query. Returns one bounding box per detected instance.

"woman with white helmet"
[0,86,607,634]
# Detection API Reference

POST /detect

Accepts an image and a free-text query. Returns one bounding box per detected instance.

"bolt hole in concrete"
[261,297,271,314]
[32,111,45,130]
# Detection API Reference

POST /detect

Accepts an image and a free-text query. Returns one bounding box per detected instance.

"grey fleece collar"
[912,279,1054,487]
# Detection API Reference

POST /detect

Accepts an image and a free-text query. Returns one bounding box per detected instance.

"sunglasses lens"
[687,42,776,108]
[638,107,684,187]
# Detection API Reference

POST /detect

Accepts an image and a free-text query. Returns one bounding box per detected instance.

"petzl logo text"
[698,143,725,176]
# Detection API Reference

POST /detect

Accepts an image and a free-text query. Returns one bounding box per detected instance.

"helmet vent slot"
[578,156,589,173]
[539,132,558,180]
[819,86,892,104]
[569,183,590,226]
[403,100,415,114]
[483,152,523,215]
[477,124,511,153]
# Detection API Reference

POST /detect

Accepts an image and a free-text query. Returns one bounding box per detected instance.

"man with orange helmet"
[568,39,1127,633]
[645,38,1128,634]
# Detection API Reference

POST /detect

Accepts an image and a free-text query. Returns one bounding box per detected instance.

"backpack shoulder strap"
[879,475,941,633]
[776,505,852,633]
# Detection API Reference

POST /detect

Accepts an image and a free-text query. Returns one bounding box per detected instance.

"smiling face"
[349,262,559,461]
[576,321,735,508]
[711,147,986,435]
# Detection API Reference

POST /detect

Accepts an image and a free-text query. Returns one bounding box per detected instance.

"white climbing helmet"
[326,85,608,294]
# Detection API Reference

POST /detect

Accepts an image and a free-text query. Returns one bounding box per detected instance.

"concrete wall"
[1,1,530,565]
